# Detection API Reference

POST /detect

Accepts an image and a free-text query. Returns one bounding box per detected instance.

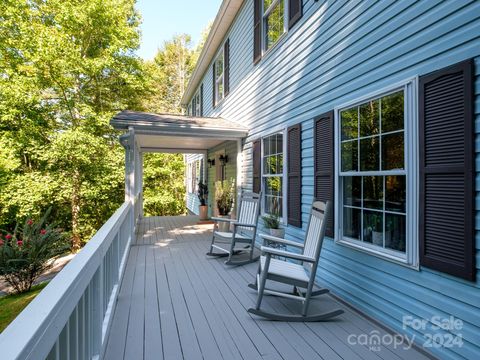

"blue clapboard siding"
[187,0,480,358]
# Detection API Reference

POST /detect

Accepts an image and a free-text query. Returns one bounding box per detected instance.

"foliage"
[0,0,208,250]
[215,179,235,216]
[0,0,147,249]
[0,209,68,294]
[0,282,49,333]
[142,34,197,113]
[262,213,280,229]
[142,153,186,217]
[197,181,209,206]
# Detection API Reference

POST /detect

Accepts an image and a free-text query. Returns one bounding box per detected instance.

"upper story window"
[335,80,418,266]
[263,0,286,51]
[214,51,224,105]
[192,89,201,116]
[262,132,285,218]
[253,0,302,63]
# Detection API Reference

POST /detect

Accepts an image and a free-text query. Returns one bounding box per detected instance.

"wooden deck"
[104,216,432,360]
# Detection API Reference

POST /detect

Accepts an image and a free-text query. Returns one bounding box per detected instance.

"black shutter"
[200,84,204,116]
[288,0,303,29]
[252,139,261,193]
[224,39,230,96]
[253,0,262,64]
[288,124,302,227]
[419,59,475,281]
[314,111,334,238]
[212,63,216,108]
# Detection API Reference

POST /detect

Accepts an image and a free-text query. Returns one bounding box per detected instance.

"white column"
[236,139,243,204]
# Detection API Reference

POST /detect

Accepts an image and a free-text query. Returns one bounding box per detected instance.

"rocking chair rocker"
[207,191,261,265]
[248,201,344,321]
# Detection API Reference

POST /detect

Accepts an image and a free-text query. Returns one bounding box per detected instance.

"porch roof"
[110,110,248,153]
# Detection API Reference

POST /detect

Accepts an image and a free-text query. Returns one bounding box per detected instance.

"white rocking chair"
[248,201,344,321]
[207,192,261,266]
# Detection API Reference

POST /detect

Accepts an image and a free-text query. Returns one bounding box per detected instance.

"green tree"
[0,0,147,250]
[142,34,196,113]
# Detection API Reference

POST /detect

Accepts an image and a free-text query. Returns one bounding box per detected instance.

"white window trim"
[261,0,288,56]
[214,49,225,106]
[333,78,419,269]
[260,129,287,224]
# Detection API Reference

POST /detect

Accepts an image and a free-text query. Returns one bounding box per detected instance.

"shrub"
[0,208,68,294]
[215,179,235,216]
[262,213,280,229]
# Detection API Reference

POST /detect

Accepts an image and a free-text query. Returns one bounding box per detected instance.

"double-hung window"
[192,90,201,116]
[262,133,284,218]
[263,0,286,51]
[336,80,418,265]
[214,51,224,105]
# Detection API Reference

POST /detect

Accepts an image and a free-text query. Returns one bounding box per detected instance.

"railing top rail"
[0,201,131,360]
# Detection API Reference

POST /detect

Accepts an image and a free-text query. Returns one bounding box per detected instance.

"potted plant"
[197,181,209,220]
[262,213,285,238]
[215,179,235,232]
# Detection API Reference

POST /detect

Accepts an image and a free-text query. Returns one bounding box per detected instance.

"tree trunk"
[71,169,81,252]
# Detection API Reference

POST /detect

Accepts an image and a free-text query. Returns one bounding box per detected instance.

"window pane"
[385,175,406,213]
[363,210,383,246]
[276,133,283,154]
[277,153,283,174]
[217,82,224,102]
[343,176,361,207]
[265,1,284,50]
[360,99,379,137]
[264,0,275,11]
[343,207,360,240]
[385,213,406,252]
[341,107,358,140]
[264,177,282,216]
[382,132,404,170]
[341,141,358,172]
[363,176,383,210]
[215,56,224,78]
[360,136,379,171]
[264,136,271,156]
[382,91,404,133]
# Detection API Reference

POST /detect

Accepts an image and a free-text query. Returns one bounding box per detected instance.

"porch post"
[139,152,144,218]
[236,138,243,204]
[120,127,136,240]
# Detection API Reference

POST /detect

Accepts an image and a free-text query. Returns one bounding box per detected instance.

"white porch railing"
[0,201,134,360]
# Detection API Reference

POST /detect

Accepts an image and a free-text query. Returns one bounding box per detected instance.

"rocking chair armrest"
[259,234,304,248]
[261,246,315,263]
[211,216,235,223]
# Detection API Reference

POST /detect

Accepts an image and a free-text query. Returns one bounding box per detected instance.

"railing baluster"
[0,202,132,360]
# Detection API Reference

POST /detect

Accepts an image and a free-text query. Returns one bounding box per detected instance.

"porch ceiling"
[110,110,248,153]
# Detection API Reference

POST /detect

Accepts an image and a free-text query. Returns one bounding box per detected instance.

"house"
[1,1,478,359]
[181,0,480,359]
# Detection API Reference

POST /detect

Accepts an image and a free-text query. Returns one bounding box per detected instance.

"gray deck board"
[104,216,433,360]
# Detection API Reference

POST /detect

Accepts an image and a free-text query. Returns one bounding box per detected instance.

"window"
[263,0,286,51]
[192,90,201,116]
[262,133,284,218]
[336,80,418,265]
[214,51,224,105]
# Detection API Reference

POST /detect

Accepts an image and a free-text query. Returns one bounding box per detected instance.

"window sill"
[335,237,419,271]
[257,32,288,65]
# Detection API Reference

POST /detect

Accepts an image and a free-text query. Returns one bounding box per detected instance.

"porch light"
[207,158,215,168]
[219,155,228,166]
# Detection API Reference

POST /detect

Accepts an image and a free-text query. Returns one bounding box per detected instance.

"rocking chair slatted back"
[237,192,261,233]
[303,201,328,261]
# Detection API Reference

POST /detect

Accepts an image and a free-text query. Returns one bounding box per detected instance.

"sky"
[135,0,223,60]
